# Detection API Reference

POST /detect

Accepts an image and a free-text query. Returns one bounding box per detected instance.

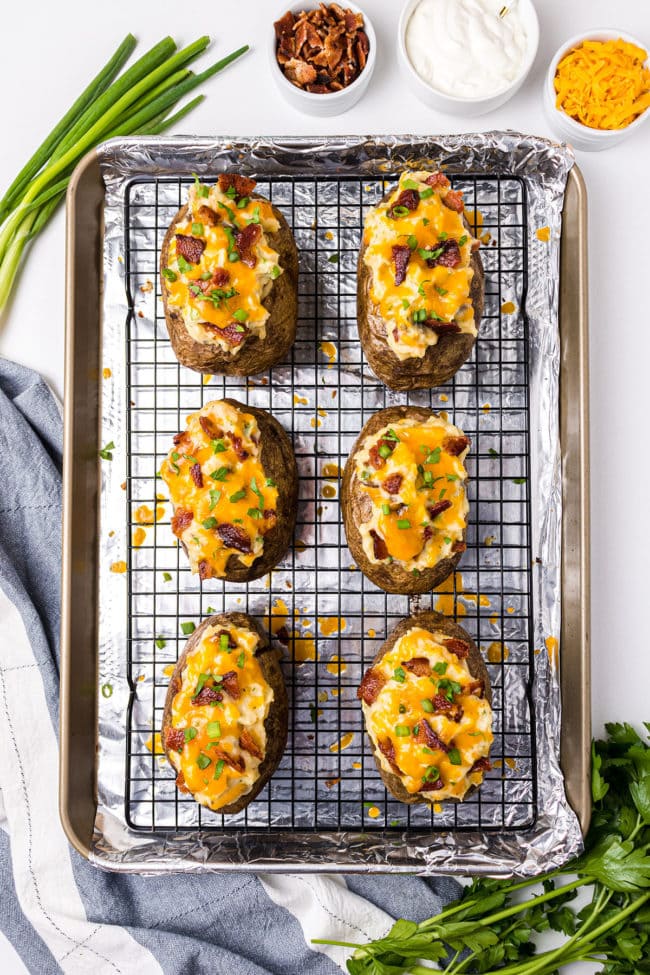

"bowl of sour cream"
[398,0,539,116]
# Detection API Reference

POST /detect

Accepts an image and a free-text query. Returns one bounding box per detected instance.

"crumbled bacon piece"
[216,629,237,649]
[427,499,452,520]
[239,729,264,760]
[368,445,383,470]
[211,746,246,774]
[217,173,257,200]
[221,670,241,699]
[383,472,403,495]
[190,463,203,488]
[427,239,461,269]
[226,431,249,461]
[378,737,402,775]
[274,8,295,41]
[420,776,444,792]
[171,507,193,537]
[173,430,190,447]
[199,414,224,440]
[217,321,250,347]
[425,173,450,189]
[421,319,462,334]
[285,57,318,87]
[443,638,469,659]
[414,718,450,753]
[369,529,388,560]
[260,510,277,534]
[192,685,223,706]
[211,267,231,288]
[403,657,432,677]
[452,540,466,553]
[387,189,420,218]
[195,205,220,227]
[443,189,464,213]
[275,625,290,646]
[432,693,461,717]
[465,679,485,698]
[358,666,386,705]
[176,770,190,793]
[355,29,369,68]
[423,525,433,542]
[391,244,411,286]
[471,757,492,774]
[198,559,211,581]
[175,234,205,264]
[216,522,252,554]
[443,435,470,456]
[235,222,262,268]
[164,727,185,752]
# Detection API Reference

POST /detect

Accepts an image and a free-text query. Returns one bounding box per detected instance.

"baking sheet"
[87,134,583,874]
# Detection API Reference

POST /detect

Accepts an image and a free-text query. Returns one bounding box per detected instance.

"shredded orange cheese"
[555,39,650,130]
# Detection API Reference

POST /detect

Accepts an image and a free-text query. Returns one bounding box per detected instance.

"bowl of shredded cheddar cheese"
[544,29,650,150]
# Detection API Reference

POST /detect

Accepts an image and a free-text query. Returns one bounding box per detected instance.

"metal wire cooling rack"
[122,171,536,834]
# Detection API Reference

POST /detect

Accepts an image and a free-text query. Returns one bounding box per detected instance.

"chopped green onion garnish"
[271,265,281,279]
[458,235,468,246]
[162,267,177,282]
[202,517,217,529]
[155,635,166,649]
[162,572,172,582]
[219,633,229,652]
[99,441,115,460]
[448,747,462,765]
[184,726,197,742]
[397,518,411,529]
[393,666,406,683]
[419,187,433,199]
[177,255,193,274]
[395,724,410,737]
[433,661,448,675]
[181,621,196,635]
[378,444,391,459]
[191,222,204,236]
[210,467,229,481]
[381,503,390,515]
[327,253,339,264]
[207,720,221,739]
[421,699,434,713]
[407,234,417,250]
[209,489,221,510]
[196,752,211,770]
[233,308,248,322]
[212,438,226,453]
[229,488,246,503]
[213,758,225,780]
[237,651,245,668]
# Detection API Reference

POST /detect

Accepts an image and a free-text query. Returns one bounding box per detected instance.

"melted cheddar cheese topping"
[161,400,278,579]
[363,627,493,801]
[163,177,282,355]
[167,622,273,811]
[354,415,469,572]
[362,172,479,361]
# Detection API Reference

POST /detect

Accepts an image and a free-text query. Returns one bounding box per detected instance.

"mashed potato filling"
[362,626,493,801]
[362,171,479,361]
[166,621,273,811]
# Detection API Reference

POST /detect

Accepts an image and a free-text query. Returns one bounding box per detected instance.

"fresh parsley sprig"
[314,722,650,974]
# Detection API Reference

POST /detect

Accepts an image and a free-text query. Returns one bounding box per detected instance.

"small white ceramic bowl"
[544,29,650,152]
[269,1,376,117]
[397,0,539,117]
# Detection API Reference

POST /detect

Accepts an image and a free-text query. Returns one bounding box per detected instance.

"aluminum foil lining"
[92,133,582,875]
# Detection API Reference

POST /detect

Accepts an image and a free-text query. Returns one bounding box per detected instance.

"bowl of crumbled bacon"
[271,2,376,115]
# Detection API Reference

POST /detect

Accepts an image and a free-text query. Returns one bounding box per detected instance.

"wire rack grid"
[120,170,536,835]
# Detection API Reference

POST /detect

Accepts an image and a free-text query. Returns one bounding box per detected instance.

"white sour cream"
[405,0,529,99]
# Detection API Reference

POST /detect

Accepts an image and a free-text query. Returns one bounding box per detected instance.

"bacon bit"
[171,507,193,537]
[284,57,318,86]
[199,414,223,440]
[420,776,444,792]
[164,727,185,752]
[221,671,240,699]
[216,321,250,347]
[443,189,464,213]
[423,525,433,542]
[391,244,411,286]
[383,472,403,495]
[443,638,469,659]
[427,499,452,520]
[426,172,450,189]
[369,529,388,561]
[216,522,252,554]
[443,435,470,456]
[368,445,383,470]
[198,559,211,581]
[465,679,485,698]
[274,8,295,41]
[211,745,246,774]
[176,770,190,794]
[173,430,190,447]
[210,267,231,288]
[358,667,387,705]
[403,657,432,677]
[414,718,450,752]
[190,463,203,488]
[275,625,290,646]
[427,239,461,269]
[471,757,492,774]
[452,540,467,553]
[217,173,257,200]
[387,189,420,218]
[226,431,249,461]
[260,510,277,534]
[422,319,462,334]
[378,737,402,775]
[235,222,262,268]
[216,629,237,649]
[196,205,220,227]
[175,234,205,264]
[432,693,461,716]
[239,728,264,760]
[192,685,223,706]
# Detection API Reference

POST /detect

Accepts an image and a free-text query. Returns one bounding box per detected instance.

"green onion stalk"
[0,34,249,314]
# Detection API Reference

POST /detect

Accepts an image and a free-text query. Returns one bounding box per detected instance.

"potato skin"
[182,398,298,583]
[364,611,491,805]
[160,195,298,375]
[357,194,484,391]
[341,405,466,594]
[162,612,288,814]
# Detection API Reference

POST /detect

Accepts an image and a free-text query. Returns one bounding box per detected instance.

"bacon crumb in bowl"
[270,2,376,116]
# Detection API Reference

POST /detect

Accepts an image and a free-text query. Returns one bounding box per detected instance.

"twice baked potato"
[358,611,493,804]
[160,173,298,375]
[162,612,287,814]
[341,405,470,594]
[160,398,298,582]
[358,171,484,390]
